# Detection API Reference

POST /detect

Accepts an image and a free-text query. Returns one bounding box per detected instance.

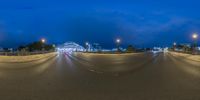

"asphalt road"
[0,52,200,100]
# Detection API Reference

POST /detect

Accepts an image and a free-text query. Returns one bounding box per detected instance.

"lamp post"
[192,33,198,54]
[116,38,121,52]
[41,38,46,43]
[52,44,56,51]
[173,42,176,51]
[41,38,46,53]
[85,42,89,52]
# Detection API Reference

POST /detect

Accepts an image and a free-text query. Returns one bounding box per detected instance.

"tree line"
[18,41,55,52]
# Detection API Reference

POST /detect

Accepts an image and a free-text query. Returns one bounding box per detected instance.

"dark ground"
[0,52,200,100]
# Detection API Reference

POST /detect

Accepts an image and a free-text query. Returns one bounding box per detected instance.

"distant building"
[57,42,85,52]
[101,49,111,52]
[112,47,125,52]
[175,43,191,52]
[152,47,163,53]
[180,43,191,48]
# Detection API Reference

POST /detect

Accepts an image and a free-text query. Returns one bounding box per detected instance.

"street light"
[85,42,89,46]
[173,42,176,51]
[192,33,198,54]
[192,33,198,39]
[85,42,89,52]
[41,38,46,43]
[173,42,177,46]
[116,38,121,52]
[52,44,56,51]
[41,38,46,53]
[116,38,121,44]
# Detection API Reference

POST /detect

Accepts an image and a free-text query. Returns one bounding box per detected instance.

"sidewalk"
[0,52,57,63]
[169,51,200,62]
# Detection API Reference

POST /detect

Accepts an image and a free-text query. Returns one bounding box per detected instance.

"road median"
[0,52,57,63]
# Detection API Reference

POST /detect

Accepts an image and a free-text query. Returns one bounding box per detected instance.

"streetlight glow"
[173,42,176,46]
[85,42,89,46]
[41,38,46,43]
[192,33,198,54]
[85,42,89,52]
[116,38,121,43]
[192,33,198,39]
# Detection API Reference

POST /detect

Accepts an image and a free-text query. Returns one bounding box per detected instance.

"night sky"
[0,0,200,48]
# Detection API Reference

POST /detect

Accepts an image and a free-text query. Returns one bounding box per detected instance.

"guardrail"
[0,51,55,56]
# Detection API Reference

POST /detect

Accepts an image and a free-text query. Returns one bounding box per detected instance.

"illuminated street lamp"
[116,38,121,44]
[41,38,46,43]
[85,42,89,52]
[86,42,89,46]
[173,42,176,46]
[192,33,198,39]
[116,38,121,52]
[192,33,198,54]
[41,38,46,53]
[52,44,56,51]
[173,42,176,51]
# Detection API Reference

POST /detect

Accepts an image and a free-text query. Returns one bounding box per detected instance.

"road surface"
[0,52,200,100]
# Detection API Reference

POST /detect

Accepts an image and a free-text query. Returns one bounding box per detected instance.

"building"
[57,42,85,52]
[175,43,191,52]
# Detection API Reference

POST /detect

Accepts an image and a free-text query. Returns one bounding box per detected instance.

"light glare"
[41,38,46,43]
[116,39,121,43]
[192,33,198,39]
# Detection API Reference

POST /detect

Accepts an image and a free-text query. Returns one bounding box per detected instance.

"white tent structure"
[57,42,85,52]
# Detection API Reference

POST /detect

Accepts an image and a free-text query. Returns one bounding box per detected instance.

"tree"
[126,45,135,53]
[44,44,55,51]
[18,45,26,51]
[27,41,43,51]
[18,41,55,52]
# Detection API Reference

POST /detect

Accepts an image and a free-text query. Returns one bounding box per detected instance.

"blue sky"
[0,0,200,48]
